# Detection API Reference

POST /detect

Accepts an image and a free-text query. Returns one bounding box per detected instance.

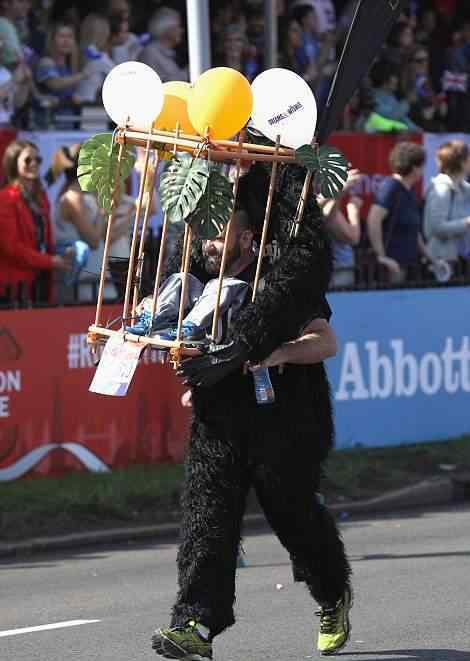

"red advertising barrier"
[328,132,423,214]
[0,306,190,480]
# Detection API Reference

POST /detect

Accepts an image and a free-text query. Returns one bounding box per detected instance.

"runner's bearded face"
[202,233,241,275]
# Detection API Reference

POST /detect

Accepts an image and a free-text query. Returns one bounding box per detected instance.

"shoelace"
[168,620,199,634]
[315,606,339,634]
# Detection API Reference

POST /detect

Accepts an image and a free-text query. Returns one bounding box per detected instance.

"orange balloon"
[153,81,196,133]
[188,67,253,140]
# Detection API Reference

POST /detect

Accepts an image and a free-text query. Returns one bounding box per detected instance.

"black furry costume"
[149,0,407,645]
[162,162,351,638]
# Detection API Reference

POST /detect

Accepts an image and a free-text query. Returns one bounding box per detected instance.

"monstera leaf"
[189,170,234,240]
[160,153,209,223]
[78,133,136,213]
[295,144,349,198]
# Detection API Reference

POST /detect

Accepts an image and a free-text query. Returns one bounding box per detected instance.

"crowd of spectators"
[2,1,470,308]
[0,1,468,132]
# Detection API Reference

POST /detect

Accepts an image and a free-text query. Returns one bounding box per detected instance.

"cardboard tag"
[89,334,145,396]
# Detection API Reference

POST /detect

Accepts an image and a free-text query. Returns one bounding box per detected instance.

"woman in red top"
[0,140,70,305]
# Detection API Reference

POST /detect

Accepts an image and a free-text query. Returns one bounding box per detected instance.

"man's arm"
[181,319,336,405]
[250,318,337,369]
[228,165,333,363]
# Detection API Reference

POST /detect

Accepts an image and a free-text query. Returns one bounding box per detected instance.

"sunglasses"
[24,155,43,166]
[414,56,428,63]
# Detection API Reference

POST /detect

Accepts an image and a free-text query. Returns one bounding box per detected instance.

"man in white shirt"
[139,7,188,83]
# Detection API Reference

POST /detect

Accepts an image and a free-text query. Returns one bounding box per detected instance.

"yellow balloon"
[153,81,196,133]
[188,67,253,140]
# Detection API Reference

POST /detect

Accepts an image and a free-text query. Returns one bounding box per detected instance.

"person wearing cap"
[138,7,187,82]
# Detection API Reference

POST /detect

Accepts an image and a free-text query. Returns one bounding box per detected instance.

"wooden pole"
[122,130,152,325]
[175,223,192,342]
[95,140,125,327]
[251,135,280,303]
[210,131,245,341]
[291,140,317,239]
[148,125,180,330]
[292,171,313,239]
[131,151,160,318]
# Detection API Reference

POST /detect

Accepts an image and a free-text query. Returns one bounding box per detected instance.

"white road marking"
[0,620,101,638]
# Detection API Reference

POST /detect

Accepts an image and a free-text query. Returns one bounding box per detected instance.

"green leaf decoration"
[78,133,136,213]
[189,170,234,240]
[295,144,349,198]
[160,153,210,223]
[77,133,109,192]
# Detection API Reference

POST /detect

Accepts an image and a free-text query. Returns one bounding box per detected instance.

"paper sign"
[89,334,145,396]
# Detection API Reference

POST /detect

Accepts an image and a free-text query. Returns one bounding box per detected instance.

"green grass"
[1,437,470,542]
[0,464,184,541]
[323,436,470,502]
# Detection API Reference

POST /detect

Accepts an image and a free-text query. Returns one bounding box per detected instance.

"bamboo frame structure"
[87,127,311,367]
[131,151,159,319]
[94,141,125,328]
[252,135,281,303]
[210,131,245,341]
[148,126,181,326]
[122,128,153,324]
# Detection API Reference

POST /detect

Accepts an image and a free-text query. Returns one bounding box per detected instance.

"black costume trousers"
[170,392,351,639]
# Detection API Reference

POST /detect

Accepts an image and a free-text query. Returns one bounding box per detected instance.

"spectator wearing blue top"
[34,21,92,128]
[367,141,426,283]
[322,169,363,289]
[291,4,321,72]
[369,59,420,133]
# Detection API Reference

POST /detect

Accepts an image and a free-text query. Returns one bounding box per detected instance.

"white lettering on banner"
[391,339,418,397]
[335,342,369,400]
[0,370,22,418]
[67,334,94,369]
[366,341,393,399]
[0,396,9,417]
[348,173,386,197]
[0,370,21,392]
[335,337,470,401]
[67,333,161,369]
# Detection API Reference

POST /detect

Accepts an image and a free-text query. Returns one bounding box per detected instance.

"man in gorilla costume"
[149,3,405,657]
[151,159,351,659]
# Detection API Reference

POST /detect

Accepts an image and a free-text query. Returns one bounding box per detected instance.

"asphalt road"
[1,505,470,661]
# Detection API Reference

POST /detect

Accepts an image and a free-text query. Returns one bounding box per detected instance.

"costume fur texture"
[164,163,351,637]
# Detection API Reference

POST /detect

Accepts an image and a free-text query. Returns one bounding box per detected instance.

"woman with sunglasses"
[0,139,71,306]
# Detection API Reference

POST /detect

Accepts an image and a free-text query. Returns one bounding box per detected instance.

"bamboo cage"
[87,127,312,367]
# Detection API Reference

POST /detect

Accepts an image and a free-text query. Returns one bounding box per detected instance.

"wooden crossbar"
[116,129,296,164]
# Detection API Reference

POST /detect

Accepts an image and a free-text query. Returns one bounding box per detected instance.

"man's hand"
[377,255,401,274]
[344,168,363,192]
[176,340,250,388]
[181,389,192,407]
[247,346,286,374]
[52,249,74,271]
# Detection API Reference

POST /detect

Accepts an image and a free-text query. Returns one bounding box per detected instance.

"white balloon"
[250,68,317,148]
[102,61,164,129]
